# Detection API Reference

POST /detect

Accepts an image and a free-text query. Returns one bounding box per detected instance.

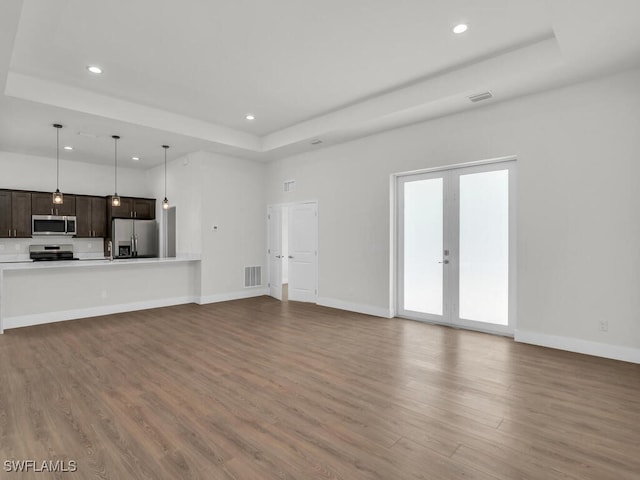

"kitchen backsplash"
[0,237,105,261]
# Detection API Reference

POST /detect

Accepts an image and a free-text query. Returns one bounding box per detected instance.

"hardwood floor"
[0,297,639,479]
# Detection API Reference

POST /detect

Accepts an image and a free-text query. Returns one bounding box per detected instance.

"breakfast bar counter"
[0,256,201,332]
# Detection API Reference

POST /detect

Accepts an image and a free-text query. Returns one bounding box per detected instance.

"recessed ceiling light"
[245,114,255,121]
[87,65,103,74]
[453,24,468,34]
[132,157,140,161]
[63,146,73,150]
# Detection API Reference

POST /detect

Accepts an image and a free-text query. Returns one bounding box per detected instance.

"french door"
[267,202,318,303]
[397,161,515,335]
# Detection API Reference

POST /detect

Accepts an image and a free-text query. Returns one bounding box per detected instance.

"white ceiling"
[1,0,640,168]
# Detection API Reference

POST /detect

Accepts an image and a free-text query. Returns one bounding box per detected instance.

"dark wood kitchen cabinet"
[0,190,32,238]
[108,196,132,218]
[76,196,107,238]
[132,198,155,219]
[31,192,76,216]
[107,196,155,220]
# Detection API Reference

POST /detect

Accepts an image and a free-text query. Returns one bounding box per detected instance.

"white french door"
[288,202,318,302]
[398,161,516,335]
[267,202,318,303]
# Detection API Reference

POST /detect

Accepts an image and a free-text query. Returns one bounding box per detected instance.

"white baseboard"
[515,330,640,364]
[316,297,393,318]
[198,288,269,305]
[3,296,199,331]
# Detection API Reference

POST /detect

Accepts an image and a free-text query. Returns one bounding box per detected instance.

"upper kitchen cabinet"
[108,196,155,220]
[132,198,155,220]
[76,196,107,238]
[32,192,76,216]
[0,190,32,238]
[108,196,132,219]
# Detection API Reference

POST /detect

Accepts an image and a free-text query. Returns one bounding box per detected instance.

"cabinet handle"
[7,229,10,237]
[14,229,17,237]
[134,211,137,218]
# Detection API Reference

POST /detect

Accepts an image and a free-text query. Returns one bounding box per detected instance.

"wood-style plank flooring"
[0,297,639,479]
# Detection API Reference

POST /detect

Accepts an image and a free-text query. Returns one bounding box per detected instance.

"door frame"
[266,200,319,303]
[392,155,517,336]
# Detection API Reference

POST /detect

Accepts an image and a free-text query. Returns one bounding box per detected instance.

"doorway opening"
[396,159,516,336]
[267,201,318,304]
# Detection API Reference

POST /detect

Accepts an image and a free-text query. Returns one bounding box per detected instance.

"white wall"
[146,152,203,257]
[265,67,640,358]
[148,150,267,300]
[198,152,266,299]
[0,151,151,197]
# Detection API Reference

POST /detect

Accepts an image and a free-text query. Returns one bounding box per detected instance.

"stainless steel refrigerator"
[112,219,158,258]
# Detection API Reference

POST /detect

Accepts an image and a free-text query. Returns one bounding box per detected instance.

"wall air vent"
[468,91,493,103]
[284,180,296,192]
[244,266,262,288]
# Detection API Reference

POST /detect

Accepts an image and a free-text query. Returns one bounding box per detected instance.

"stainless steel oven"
[31,215,77,236]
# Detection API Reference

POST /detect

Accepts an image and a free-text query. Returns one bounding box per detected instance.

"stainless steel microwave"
[32,215,77,236]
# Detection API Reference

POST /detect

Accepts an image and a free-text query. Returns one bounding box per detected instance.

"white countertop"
[0,255,201,271]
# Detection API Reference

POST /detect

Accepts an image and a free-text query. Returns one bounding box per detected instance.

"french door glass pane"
[459,170,509,325]
[404,178,443,315]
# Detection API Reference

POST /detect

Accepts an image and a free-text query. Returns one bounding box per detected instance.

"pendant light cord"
[164,147,167,198]
[114,137,118,193]
[56,127,60,190]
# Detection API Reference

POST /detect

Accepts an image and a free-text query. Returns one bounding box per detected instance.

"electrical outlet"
[88,243,92,249]
[0,244,4,251]
[599,320,609,332]
[15,244,20,251]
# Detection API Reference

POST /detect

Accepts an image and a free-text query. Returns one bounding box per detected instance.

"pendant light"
[112,135,121,207]
[52,124,64,205]
[162,145,170,210]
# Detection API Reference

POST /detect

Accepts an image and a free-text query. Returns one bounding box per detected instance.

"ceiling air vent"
[468,91,493,103]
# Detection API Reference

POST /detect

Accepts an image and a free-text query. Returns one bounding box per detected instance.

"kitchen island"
[0,256,201,332]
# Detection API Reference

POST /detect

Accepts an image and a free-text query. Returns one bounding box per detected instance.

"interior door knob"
[288,255,294,259]
[438,260,450,264]
[275,255,281,258]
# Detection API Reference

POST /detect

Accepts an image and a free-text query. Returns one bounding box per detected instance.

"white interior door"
[398,161,515,335]
[288,202,318,302]
[267,206,283,300]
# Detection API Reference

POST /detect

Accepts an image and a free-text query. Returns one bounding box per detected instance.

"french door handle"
[275,255,281,258]
[438,260,449,264]
[288,255,294,259]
